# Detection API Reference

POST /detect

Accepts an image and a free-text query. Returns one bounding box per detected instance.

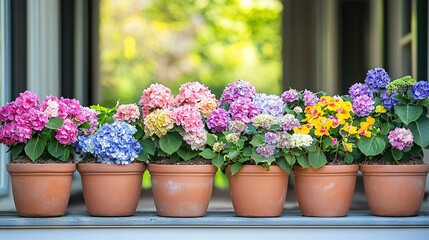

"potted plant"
[289,89,360,217]
[1,91,97,217]
[141,82,217,217]
[75,103,146,217]
[201,80,312,217]
[351,68,429,216]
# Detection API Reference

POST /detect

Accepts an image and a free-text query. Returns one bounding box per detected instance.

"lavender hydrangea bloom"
[254,93,285,117]
[388,128,413,150]
[381,91,399,110]
[206,108,230,133]
[352,95,375,117]
[348,83,372,100]
[79,121,142,164]
[220,80,257,105]
[281,89,299,103]
[229,98,259,124]
[264,132,278,145]
[256,143,276,157]
[364,68,391,91]
[412,81,429,100]
[278,114,300,131]
[302,90,319,106]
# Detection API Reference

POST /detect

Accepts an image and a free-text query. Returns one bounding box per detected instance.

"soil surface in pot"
[361,157,424,165]
[11,156,74,164]
[150,158,212,165]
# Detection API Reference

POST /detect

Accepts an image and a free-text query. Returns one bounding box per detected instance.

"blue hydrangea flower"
[75,121,142,164]
[412,81,429,100]
[253,93,285,117]
[364,68,391,91]
[381,91,399,110]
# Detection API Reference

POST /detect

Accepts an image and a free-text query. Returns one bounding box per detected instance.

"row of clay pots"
[6,163,429,218]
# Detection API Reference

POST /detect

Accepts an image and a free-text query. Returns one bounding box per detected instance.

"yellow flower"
[294,124,312,134]
[375,105,387,114]
[335,101,352,120]
[358,116,375,138]
[196,98,219,118]
[313,117,332,137]
[319,96,333,106]
[143,109,174,138]
[341,122,357,135]
[343,142,353,152]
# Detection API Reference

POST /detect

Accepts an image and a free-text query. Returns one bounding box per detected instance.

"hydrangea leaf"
[230,162,243,175]
[48,139,65,158]
[357,135,386,156]
[24,137,47,162]
[200,148,217,159]
[159,132,182,155]
[394,104,423,125]
[206,134,217,146]
[277,159,291,173]
[45,117,64,130]
[391,148,403,161]
[409,116,429,147]
[177,148,199,161]
[296,154,310,168]
[249,134,264,147]
[308,151,327,169]
[10,143,25,160]
[140,138,155,155]
[211,154,223,168]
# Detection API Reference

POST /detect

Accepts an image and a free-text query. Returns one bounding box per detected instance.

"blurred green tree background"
[100,0,283,106]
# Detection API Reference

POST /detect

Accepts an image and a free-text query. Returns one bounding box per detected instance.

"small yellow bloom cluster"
[143,109,174,138]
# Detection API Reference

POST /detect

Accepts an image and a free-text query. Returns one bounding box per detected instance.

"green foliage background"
[100,0,283,106]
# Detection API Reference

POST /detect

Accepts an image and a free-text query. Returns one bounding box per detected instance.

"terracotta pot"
[293,165,359,217]
[148,164,217,217]
[360,164,429,216]
[227,165,289,217]
[6,163,76,217]
[77,162,146,216]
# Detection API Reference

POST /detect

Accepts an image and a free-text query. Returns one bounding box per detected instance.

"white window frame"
[0,0,11,197]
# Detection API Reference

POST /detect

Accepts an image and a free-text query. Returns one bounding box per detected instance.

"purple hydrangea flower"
[220,80,257,105]
[412,81,429,100]
[348,83,372,100]
[206,108,230,133]
[256,143,276,157]
[381,91,399,110]
[302,90,319,106]
[276,132,292,148]
[352,95,375,117]
[278,114,300,131]
[229,98,259,124]
[254,93,285,117]
[264,132,278,145]
[364,68,391,91]
[388,128,413,150]
[281,89,299,103]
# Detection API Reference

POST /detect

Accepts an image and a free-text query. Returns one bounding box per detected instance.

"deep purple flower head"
[281,89,299,103]
[229,98,259,124]
[220,80,256,105]
[381,91,399,110]
[302,90,319,106]
[364,68,391,91]
[412,81,429,100]
[254,93,284,117]
[348,83,372,100]
[206,108,230,133]
[352,95,375,117]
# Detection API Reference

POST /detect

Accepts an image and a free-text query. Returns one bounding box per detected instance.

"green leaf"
[284,154,296,166]
[159,132,182,155]
[391,148,403,161]
[308,151,327,169]
[344,154,354,164]
[242,147,253,157]
[230,162,243,175]
[417,98,429,108]
[48,139,65,158]
[380,123,392,135]
[24,137,47,161]
[212,154,224,168]
[394,104,423,125]
[10,144,25,160]
[137,152,149,162]
[177,148,199,161]
[357,135,387,156]
[140,138,155,155]
[297,155,310,168]
[58,147,71,162]
[200,148,217,159]
[409,116,429,147]
[206,134,217,146]
[45,118,64,130]
[277,159,291,173]
[250,134,264,147]
[134,127,144,140]
[80,121,91,130]
[228,150,239,160]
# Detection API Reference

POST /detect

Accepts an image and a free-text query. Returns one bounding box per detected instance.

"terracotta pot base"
[360,164,429,216]
[77,162,146,217]
[7,163,76,217]
[293,165,359,217]
[148,164,217,217]
[227,165,289,217]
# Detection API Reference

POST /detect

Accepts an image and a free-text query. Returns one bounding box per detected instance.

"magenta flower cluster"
[388,128,413,150]
[352,95,375,117]
[281,89,299,103]
[229,98,259,124]
[206,108,230,133]
[219,80,257,105]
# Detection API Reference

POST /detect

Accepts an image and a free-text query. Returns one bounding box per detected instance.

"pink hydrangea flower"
[176,82,216,106]
[138,83,176,116]
[388,128,413,150]
[14,91,39,110]
[183,130,207,150]
[229,98,259,124]
[170,105,205,133]
[0,102,17,122]
[113,104,140,123]
[0,123,32,146]
[55,119,78,145]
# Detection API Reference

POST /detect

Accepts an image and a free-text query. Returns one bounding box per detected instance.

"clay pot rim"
[226,164,288,176]
[7,163,76,173]
[147,163,217,174]
[360,163,429,173]
[77,162,146,173]
[293,164,359,175]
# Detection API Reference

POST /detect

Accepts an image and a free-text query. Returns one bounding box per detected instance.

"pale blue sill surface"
[1,211,428,228]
